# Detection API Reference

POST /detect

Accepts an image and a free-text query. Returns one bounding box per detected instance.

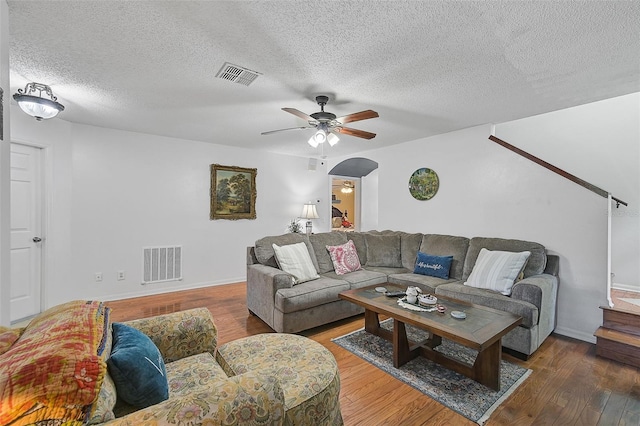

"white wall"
[360,169,378,231]
[495,93,640,289]
[339,124,609,343]
[10,113,328,308]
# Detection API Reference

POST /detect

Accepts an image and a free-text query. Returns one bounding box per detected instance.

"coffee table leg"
[393,319,419,367]
[474,339,501,391]
[364,309,380,335]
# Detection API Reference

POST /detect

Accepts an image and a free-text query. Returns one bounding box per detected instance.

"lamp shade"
[300,203,319,219]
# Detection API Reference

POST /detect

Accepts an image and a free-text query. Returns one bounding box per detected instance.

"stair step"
[595,327,640,367]
[600,305,640,337]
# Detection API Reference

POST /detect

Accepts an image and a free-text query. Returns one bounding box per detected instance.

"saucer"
[451,311,466,319]
[375,287,387,293]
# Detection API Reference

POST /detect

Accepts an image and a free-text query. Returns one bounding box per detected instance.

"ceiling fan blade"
[335,109,379,124]
[282,107,314,121]
[261,126,313,136]
[334,126,377,140]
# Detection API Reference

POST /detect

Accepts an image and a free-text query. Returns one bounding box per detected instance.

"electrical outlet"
[117,270,125,281]
[95,272,103,282]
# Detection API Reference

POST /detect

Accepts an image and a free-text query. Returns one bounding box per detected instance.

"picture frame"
[408,167,439,201]
[210,164,257,220]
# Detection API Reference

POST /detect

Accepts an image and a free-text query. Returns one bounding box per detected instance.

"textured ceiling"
[7,1,640,158]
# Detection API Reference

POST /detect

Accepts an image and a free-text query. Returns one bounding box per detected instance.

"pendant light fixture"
[13,82,65,121]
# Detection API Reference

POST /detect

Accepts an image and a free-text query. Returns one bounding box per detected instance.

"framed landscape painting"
[210,164,257,220]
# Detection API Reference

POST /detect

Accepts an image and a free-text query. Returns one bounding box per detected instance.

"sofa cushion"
[322,269,387,288]
[346,232,368,265]
[414,252,453,279]
[387,273,457,294]
[435,283,538,328]
[0,300,108,426]
[309,232,348,273]
[465,249,531,296]
[275,277,350,313]
[464,237,546,280]
[166,352,229,397]
[107,323,169,409]
[365,233,402,267]
[420,234,469,280]
[273,242,320,284]
[327,239,362,275]
[254,233,319,271]
[400,232,424,270]
[364,266,411,275]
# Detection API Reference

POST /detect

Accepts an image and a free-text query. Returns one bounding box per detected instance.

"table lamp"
[300,202,319,235]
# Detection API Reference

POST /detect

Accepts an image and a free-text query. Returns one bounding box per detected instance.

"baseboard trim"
[612,283,640,293]
[554,326,597,344]
[87,277,245,303]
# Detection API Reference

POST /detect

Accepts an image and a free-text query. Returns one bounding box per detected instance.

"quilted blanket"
[0,300,109,425]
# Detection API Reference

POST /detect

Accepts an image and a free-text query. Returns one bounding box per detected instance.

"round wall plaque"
[408,168,439,200]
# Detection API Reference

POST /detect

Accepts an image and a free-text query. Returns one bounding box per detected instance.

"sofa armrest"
[247,264,295,295]
[105,372,285,425]
[246,264,294,331]
[511,273,558,339]
[123,307,217,363]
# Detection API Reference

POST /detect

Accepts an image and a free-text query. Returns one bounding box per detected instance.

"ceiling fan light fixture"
[341,180,354,193]
[327,133,339,146]
[13,82,65,121]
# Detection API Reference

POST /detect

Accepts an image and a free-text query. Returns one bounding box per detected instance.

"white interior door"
[10,143,43,322]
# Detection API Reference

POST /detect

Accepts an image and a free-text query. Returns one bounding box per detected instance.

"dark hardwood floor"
[105,283,640,426]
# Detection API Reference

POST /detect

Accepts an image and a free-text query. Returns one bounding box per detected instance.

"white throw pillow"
[272,242,320,285]
[464,248,531,296]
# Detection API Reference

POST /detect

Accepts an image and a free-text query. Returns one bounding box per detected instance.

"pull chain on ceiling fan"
[261,95,379,147]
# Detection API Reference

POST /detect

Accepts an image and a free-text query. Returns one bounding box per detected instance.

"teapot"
[406,286,421,304]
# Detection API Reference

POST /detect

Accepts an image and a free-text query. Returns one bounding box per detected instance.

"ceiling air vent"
[215,62,261,86]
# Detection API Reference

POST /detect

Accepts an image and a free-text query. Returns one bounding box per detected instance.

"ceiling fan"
[261,95,379,147]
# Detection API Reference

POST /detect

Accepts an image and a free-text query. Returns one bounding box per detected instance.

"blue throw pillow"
[414,252,453,279]
[107,323,169,408]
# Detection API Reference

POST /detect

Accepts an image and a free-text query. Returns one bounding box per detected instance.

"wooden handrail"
[488,135,628,207]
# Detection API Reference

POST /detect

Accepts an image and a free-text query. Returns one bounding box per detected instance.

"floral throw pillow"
[327,240,362,275]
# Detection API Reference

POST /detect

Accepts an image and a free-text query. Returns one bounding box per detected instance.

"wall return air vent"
[215,62,262,86]
[142,246,182,285]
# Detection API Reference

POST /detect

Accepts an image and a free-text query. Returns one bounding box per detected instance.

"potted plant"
[286,219,303,233]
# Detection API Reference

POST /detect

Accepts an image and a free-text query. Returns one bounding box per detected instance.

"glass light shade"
[307,134,319,148]
[309,129,327,146]
[300,203,319,219]
[16,95,63,121]
[327,133,339,146]
[341,187,353,194]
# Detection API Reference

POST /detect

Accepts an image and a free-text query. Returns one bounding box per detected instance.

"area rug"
[332,319,531,425]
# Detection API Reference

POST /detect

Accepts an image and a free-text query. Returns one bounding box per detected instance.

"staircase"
[595,306,640,367]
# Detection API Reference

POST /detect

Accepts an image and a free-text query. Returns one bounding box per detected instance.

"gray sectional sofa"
[246,230,559,358]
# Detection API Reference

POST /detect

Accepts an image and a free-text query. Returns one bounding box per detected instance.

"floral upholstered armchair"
[0,302,285,425]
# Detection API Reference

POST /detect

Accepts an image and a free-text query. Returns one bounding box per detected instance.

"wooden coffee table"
[339,284,522,390]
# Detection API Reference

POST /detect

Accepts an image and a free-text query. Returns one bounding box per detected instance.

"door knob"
[33,237,42,243]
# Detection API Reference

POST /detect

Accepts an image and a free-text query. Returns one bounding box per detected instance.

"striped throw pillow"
[464,248,531,296]
[272,242,320,285]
